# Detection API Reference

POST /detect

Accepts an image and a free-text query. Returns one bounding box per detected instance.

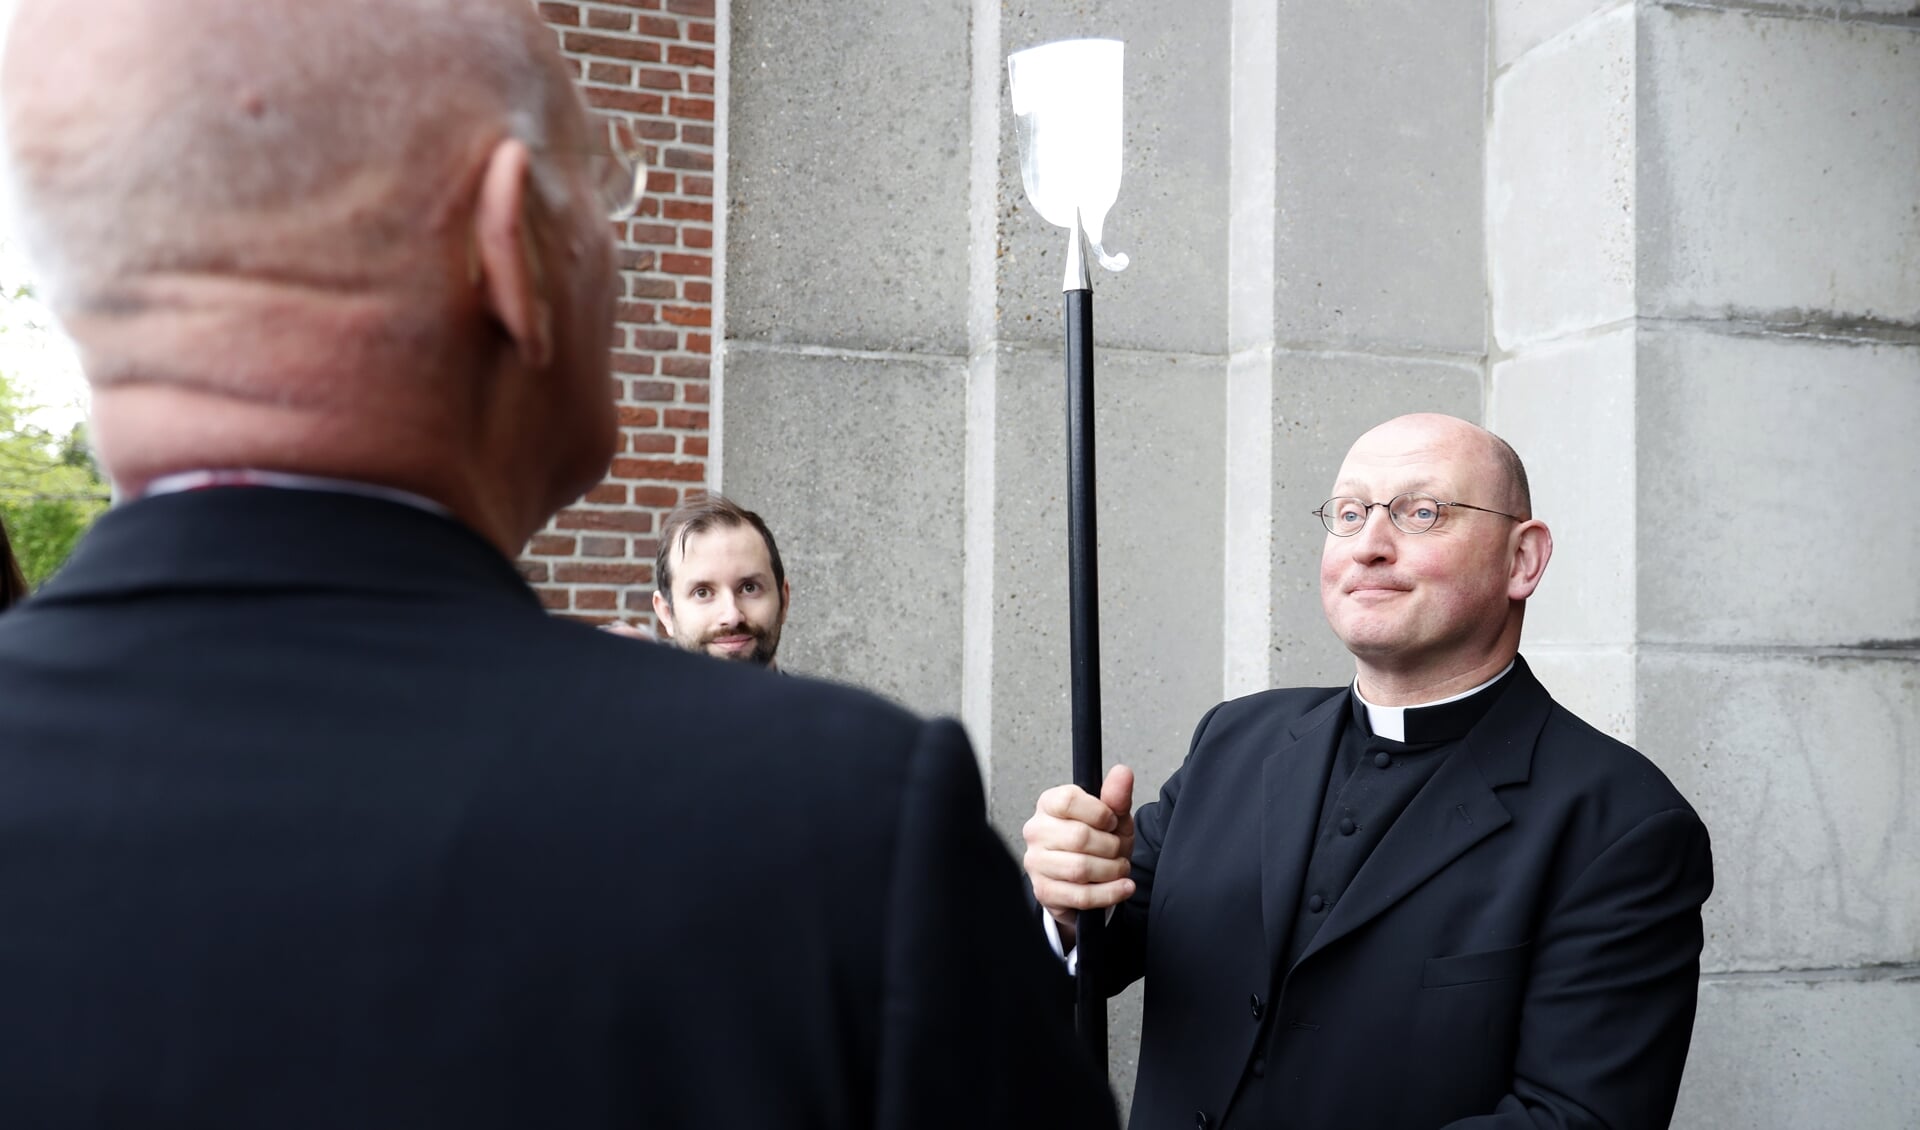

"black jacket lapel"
[1292,661,1551,968]
[1261,693,1346,974]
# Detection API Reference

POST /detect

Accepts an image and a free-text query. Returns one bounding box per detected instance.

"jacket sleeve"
[1440,808,1715,1130]
[1089,702,1222,1000]
[873,717,1119,1130]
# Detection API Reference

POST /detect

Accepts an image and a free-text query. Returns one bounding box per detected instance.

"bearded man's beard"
[697,622,780,667]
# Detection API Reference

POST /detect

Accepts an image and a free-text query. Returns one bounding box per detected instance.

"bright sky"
[0,0,89,436]
[0,240,88,435]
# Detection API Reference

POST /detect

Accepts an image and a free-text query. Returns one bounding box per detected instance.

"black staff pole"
[1063,217,1107,1064]
[1005,37,1129,1074]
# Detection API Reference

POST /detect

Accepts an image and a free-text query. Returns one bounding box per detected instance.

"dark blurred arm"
[873,718,1118,1130]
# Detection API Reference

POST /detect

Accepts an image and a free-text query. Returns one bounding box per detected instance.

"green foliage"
[0,372,107,589]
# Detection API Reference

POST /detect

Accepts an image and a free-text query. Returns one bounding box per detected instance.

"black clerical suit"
[1090,660,1712,1129]
[0,487,1117,1130]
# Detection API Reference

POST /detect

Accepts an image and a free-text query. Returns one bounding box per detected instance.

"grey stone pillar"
[1489,3,1920,1124]
[724,1,1232,1105]
[722,0,1233,822]
[718,0,973,714]
[721,0,1916,1122]
[1240,1,1490,696]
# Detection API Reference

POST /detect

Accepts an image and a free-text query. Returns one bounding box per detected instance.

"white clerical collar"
[140,469,452,518]
[1354,660,1517,742]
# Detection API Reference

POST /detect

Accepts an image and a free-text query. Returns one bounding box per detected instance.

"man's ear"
[1507,520,1553,601]
[651,588,676,640]
[470,136,553,368]
[778,578,792,626]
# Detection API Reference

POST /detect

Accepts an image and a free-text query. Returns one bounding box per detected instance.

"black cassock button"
[1249,993,1264,1021]
[1196,1112,1212,1130]
[1250,1056,1267,1077]
[1338,816,1357,836]
[1373,751,1392,768]
[1308,893,1326,913]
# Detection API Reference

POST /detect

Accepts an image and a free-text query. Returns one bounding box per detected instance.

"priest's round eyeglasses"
[1314,494,1523,536]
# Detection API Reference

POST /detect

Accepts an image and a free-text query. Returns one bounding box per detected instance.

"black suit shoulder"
[1532,696,1697,811]
[1210,683,1346,728]
[0,491,1117,1129]
[1516,693,1708,864]
[1176,683,1346,767]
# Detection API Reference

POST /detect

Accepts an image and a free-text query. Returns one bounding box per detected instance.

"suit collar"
[36,487,539,610]
[1267,656,1551,974]
[1280,658,1552,971]
[1352,659,1516,744]
[1260,691,1348,971]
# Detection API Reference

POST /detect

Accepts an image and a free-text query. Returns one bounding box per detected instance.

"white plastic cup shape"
[1008,38,1129,272]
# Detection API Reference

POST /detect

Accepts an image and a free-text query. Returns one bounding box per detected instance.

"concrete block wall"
[1235,0,1493,697]
[719,0,973,713]
[1490,2,1920,1124]
[719,0,1917,1121]
[720,0,1236,791]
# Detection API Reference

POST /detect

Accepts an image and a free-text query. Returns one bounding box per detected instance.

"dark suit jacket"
[1092,660,1712,1129]
[0,488,1117,1130]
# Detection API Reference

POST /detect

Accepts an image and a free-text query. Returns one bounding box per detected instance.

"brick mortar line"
[574,80,715,91]
[574,63,715,72]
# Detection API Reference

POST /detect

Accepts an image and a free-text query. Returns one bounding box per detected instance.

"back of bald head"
[1484,430,1532,519]
[2,0,573,318]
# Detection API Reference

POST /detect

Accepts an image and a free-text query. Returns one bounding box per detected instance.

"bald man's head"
[0,0,623,558]
[2,0,574,315]
[1342,414,1532,520]
[1319,413,1553,701]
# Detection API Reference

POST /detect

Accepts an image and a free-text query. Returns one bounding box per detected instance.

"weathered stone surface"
[1493,0,1626,70]
[1489,2,1635,349]
[727,0,973,353]
[1271,0,1488,355]
[1639,650,1920,973]
[718,347,966,717]
[1492,327,1637,646]
[1641,4,1920,326]
[1676,975,1920,1130]
[980,345,1226,837]
[1637,329,1920,649]
[993,0,1233,355]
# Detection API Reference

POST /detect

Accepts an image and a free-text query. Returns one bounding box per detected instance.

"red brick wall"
[524,0,717,629]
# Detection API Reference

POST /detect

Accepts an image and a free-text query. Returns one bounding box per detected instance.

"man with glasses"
[0,1,1115,1127]
[1023,413,1713,1129]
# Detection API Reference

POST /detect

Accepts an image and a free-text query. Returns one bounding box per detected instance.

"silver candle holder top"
[1008,38,1130,291]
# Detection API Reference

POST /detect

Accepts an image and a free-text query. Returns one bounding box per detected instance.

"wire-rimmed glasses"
[1314,493,1523,536]
[585,113,648,222]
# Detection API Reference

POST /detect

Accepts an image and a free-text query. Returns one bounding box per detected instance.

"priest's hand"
[1022,764,1136,952]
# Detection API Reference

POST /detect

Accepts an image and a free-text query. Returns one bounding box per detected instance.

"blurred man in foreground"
[0,1,1115,1126]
